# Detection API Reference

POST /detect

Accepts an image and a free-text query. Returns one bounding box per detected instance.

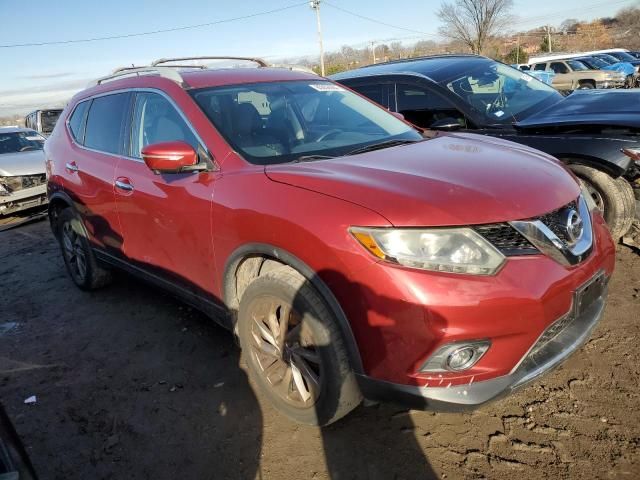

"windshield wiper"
[291,154,335,163]
[345,139,419,156]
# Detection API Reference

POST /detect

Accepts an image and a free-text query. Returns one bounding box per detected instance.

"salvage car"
[332,55,638,239]
[46,57,615,425]
[0,127,48,216]
[530,58,625,90]
[25,108,63,137]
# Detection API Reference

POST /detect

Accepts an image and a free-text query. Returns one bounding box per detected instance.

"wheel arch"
[48,191,76,238]
[559,155,624,178]
[223,243,365,374]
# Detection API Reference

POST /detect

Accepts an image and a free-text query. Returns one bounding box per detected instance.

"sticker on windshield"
[493,110,505,118]
[520,73,532,82]
[310,84,344,92]
[25,136,43,141]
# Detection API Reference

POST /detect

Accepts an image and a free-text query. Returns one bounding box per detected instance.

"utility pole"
[370,41,377,64]
[309,1,325,76]
[516,36,520,64]
[545,25,552,53]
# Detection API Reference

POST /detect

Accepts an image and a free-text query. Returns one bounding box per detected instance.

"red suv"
[45,57,615,425]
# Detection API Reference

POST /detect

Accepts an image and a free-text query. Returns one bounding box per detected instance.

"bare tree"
[437,0,513,54]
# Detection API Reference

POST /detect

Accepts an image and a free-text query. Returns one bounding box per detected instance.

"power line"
[323,1,439,37]
[0,1,309,48]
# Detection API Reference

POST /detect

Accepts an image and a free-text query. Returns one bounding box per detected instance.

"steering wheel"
[315,129,342,142]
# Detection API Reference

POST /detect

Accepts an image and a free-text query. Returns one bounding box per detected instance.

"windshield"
[0,130,45,154]
[610,51,637,62]
[40,110,62,134]
[191,81,421,165]
[439,62,562,125]
[567,60,589,71]
[579,57,606,69]
[596,54,618,65]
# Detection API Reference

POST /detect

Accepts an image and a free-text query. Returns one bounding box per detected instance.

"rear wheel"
[578,81,595,90]
[569,164,632,239]
[237,267,361,426]
[58,208,112,290]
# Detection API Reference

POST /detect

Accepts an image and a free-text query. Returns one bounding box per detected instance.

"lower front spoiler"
[0,185,48,216]
[357,275,608,412]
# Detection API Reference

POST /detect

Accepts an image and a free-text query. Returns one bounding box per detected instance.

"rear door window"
[84,93,130,155]
[533,63,547,71]
[68,101,90,144]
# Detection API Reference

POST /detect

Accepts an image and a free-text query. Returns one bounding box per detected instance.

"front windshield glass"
[439,62,562,125]
[611,51,637,62]
[580,57,606,69]
[0,130,45,154]
[190,81,422,165]
[567,60,589,71]
[596,54,618,64]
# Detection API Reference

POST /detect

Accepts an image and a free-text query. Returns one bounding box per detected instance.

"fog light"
[447,347,477,371]
[420,340,490,373]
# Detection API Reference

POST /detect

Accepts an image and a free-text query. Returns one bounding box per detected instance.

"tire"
[616,177,636,237]
[578,81,595,90]
[569,164,630,239]
[237,266,361,426]
[57,208,112,290]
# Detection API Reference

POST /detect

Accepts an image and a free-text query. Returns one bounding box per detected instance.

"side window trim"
[123,88,208,164]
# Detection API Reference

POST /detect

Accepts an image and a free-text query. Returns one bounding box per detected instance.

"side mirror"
[141,141,199,174]
[430,118,462,131]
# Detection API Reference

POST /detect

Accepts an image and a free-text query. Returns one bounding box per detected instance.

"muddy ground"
[0,219,638,480]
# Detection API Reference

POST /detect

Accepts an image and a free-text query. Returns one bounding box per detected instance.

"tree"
[437,0,514,54]
[577,20,612,50]
[503,45,528,64]
[539,34,560,53]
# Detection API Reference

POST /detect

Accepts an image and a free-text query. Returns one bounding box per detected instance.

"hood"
[516,90,640,130]
[0,150,46,176]
[265,133,579,227]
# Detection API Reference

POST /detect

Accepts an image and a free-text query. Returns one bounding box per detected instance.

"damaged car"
[332,55,638,239]
[0,127,48,216]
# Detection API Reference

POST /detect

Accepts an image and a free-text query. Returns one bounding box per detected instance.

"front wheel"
[569,164,632,239]
[237,267,361,426]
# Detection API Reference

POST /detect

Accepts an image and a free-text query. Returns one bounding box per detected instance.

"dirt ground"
[0,218,638,480]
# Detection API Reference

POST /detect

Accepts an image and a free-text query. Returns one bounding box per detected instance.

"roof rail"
[90,66,189,88]
[152,56,269,67]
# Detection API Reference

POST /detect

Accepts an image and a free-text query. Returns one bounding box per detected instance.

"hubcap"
[580,179,605,213]
[62,222,87,281]
[248,296,322,408]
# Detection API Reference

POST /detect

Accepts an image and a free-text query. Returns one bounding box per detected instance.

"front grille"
[21,174,47,189]
[536,200,578,244]
[474,224,538,256]
[0,174,46,194]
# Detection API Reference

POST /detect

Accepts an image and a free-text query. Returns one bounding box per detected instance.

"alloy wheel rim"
[62,222,87,281]
[249,296,322,408]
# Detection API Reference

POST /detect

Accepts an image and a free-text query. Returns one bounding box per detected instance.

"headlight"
[579,182,598,212]
[0,176,23,195]
[0,182,9,196]
[350,227,505,275]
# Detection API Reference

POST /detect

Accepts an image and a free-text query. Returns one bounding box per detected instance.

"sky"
[1,0,637,116]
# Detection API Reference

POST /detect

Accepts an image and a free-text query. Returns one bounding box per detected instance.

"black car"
[332,55,638,238]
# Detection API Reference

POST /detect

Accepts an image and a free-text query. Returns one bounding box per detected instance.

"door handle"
[114,179,134,192]
[65,162,79,173]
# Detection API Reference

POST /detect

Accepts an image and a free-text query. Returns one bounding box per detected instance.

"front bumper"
[0,184,48,215]
[357,271,608,410]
